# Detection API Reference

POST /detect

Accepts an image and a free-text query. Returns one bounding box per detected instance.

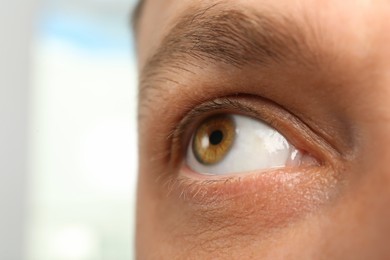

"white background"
[0,0,139,259]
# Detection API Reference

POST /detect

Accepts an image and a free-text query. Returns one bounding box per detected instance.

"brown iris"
[192,115,236,165]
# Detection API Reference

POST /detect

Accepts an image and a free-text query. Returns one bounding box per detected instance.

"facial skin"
[135,0,390,259]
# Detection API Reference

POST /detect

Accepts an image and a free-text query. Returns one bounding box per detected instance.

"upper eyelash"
[169,96,259,144]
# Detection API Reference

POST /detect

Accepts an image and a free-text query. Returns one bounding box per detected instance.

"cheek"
[167,169,337,231]
[137,162,340,257]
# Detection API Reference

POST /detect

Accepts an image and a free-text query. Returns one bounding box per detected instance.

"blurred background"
[1,0,138,259]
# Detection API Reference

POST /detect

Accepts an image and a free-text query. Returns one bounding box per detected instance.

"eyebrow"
[140,3,322,94]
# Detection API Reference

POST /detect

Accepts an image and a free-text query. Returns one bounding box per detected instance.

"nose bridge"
[355,166,390,255]
[348,107,390,247]
[354,98,390,193]
[341,61,390,252]
[332,175,390,258]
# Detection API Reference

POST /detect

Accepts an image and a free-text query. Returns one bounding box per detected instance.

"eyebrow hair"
[140,3,323,94]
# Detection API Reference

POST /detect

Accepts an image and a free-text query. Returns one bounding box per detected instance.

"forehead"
[136,0,390,69]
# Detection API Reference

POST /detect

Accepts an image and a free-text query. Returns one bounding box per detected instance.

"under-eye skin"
[187,113,317,176]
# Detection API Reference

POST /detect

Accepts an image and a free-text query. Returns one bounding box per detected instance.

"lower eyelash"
[161,174,238,202]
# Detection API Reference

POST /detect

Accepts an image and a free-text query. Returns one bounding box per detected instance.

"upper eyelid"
[169,96,259,147]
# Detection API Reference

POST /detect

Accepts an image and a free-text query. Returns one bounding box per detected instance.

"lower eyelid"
[180,159,320,182]
[166,164,339,232]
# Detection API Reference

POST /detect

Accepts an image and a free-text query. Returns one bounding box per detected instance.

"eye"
[186,114,315,175]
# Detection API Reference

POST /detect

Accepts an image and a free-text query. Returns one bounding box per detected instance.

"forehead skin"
[136,0,390,259]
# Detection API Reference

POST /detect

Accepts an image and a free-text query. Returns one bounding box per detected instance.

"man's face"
[135,0,390,258]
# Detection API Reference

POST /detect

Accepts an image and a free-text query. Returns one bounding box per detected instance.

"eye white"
[186,114,304,175]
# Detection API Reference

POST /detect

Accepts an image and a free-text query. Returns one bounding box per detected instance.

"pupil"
[209,130,224,145]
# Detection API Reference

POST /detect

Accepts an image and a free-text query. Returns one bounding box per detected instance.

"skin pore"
[135,0,390,259]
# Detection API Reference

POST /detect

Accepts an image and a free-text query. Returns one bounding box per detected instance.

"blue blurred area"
[38,1,136,54]
[41,13,131,51]
[28,1,138,259]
